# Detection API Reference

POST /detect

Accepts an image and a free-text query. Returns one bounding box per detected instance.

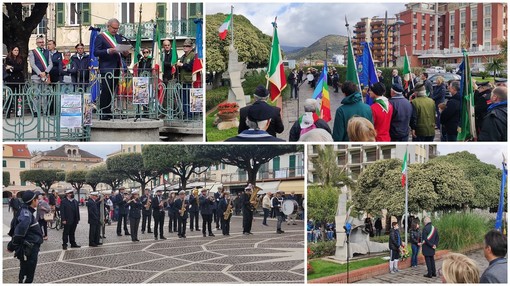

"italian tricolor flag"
[401,150,408,188]
[218,14,231,40]
[267,18,286,102]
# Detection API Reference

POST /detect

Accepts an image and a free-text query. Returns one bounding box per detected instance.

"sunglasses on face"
[183,45,192,47]
[143,51,149,54]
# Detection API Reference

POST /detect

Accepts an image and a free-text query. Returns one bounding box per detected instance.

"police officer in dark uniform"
[140,188,153,234]
[474,81,493,135]
[61,189,81,250]
[9,195,21,218]
[128,190,142,242]
[116,189,130,236]
[214,187,223,230]
[189,189,200,232]
[174,190,188,238]
[86,192,102,247]
[218,190,233,236]
[241,185,254,235]
[199,188,215,237]
[7,190,44,283]
[151,189,167,240]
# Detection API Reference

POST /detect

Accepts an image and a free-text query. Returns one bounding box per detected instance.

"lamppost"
[383,11,405,67]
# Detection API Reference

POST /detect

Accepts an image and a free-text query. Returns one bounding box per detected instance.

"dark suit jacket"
[70,54,90,83]
[173,198,188,219]
[94,32,125,73]
[188,194,199,212]
[128,199,142,219]
[421,223,439,256]
[151,195,167,214]
[49,51,63,83]
[238,101,284,137]
[218,198,231,218]
[61,198,80,225]
[86,198,100,225]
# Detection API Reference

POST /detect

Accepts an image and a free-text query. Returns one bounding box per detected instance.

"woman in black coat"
[4,46,25,118]
[410,219,421,267]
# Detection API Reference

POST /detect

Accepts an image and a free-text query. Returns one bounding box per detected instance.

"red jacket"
[371,99,393,142]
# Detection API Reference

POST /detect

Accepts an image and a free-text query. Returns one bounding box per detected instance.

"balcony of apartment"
[220,166,305,185]
[354,27,366,33]
[96,19,197,40]
[356,22,366,27]
[372,38,383,44]
[414,45,501,58]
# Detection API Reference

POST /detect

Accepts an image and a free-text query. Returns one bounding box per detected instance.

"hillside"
[286,34,348,61]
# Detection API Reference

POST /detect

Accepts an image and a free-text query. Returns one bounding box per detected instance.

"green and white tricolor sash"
[101,31,118,48]
[426,225,436,240]
[33,48,49,71]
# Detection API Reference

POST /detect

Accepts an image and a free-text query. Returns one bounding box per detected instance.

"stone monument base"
[90,119,164,141]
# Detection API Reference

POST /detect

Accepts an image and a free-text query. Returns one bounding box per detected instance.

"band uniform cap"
[201,188,207,192]
[223,190,231,194]
[132,190,139,195]
[376,69,382,73]
[391,83,404,93]
[22,190,40,204]
[156,189,163,193]
[119,187,126,190]
[476,81,490,87]
[495,78,507,83]
[179,190,186,195]
[89,191,99,196]
[254,85,269,98]
[65,189,74,194]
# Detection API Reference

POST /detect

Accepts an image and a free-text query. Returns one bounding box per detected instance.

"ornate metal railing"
[96,19,197,40]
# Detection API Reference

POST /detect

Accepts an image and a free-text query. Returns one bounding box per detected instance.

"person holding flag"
[94,18,130,120]
[177,38,195,119]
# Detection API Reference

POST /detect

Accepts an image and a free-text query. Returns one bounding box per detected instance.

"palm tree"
[311,145,354,189]
[485,57,505,80]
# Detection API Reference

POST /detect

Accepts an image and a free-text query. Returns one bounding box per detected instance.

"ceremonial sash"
[101,31,118,48]
[33,48,49,71]
[375,97,389,113]
[426,225,436,241]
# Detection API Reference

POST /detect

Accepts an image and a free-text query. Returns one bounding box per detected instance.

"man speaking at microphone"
[94,18,130,120]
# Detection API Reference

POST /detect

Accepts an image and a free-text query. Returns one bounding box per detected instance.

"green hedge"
[309,240,336,259]
[434,212,492,251]
[206,86,229,111]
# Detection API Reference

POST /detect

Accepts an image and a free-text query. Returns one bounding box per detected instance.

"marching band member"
[128,190,142,242]
[189,189,200,232]
[116,187,130,236]
[140,188,152,234]
[214,186,223,230]
[167,191,177,233]
[173,190,188,238]
[61,189,81,250]
[86,192,102,247]
[273,191,285,234]
[151,189,167,240]
[199,188,215,237]
[241,186,254,235]
[219,190,233,236]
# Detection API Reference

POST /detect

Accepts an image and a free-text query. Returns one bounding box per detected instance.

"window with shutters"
[120,3,135,23]
[156,3,166,36]
[188,3,202,19]
[20,161,26,168]
[56,3,65,27]
[273,157,280,172]
[2,160,6,168]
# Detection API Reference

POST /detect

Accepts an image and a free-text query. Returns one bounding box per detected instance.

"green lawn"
[308,256,387,280]
[206,111,238,142]
[472,76,495,84]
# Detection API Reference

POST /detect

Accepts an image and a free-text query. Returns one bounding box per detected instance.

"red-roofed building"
[3,144,34,200]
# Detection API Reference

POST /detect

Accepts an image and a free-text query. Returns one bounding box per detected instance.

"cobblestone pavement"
[3,206,304,283]
[280,82,441,141]
[354,250,488,283]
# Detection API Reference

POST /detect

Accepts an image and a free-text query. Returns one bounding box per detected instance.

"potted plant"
[217,102,239,121]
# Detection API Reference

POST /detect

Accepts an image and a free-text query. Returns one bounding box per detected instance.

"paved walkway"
[3,206,304,283]
[354,250,488,283]
[279,81,441,142]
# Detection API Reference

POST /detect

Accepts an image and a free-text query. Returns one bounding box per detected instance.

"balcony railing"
[220,167,305,184]
[96,19,197,40]
[414,45,501,56]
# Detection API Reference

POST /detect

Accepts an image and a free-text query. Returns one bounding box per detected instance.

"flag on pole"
[359,42,379,105]
[192,18,203,88]
[88,26,100,102]
[403,48,413,90]
[457,50,477,141]
[170,34,178,75]
[345,16,360,92]
[312,61,331,122]
[131,18,143,73]
[495,158,507,232]
[266,18,287,102]
[218,13,232,40]
[401,150,408,188]
[151,24,164,105]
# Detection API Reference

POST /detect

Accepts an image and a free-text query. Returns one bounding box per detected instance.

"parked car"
[429,73,461,98]
[426,66,446,74]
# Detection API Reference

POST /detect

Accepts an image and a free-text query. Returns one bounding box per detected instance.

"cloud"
[207,3,406,47]
[437,145,508,168]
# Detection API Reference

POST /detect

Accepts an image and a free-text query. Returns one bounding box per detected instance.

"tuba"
[192,188,199,207]
[249,185,262,211]
[223,197,233,220]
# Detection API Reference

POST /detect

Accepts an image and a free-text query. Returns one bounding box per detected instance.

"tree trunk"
[248,164,261,187]
[212,72,223,88]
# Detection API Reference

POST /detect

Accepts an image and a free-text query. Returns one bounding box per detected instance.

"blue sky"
[206,2,406,47]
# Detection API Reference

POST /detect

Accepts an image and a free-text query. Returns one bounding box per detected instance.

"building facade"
[307,144,437,183]
[32,144,103,170]
[397,3,506,68]
[2,145,34,200]
[352,16,399,66]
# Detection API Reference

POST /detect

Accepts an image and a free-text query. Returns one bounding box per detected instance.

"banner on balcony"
[83,93,93,126]
[190,88,203,113]
[132,77,150,105]
[60,94,83,128]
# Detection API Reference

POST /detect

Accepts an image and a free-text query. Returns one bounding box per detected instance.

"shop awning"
[278,180,305,195]
[255,181,281,195]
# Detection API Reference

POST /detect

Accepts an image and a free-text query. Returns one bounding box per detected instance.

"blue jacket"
[60,198,80,225]
[389,94,413,140]
[94,32,125,73]
[86,198,101,225]
[173,198,188,219]
[70,53,90,84]
[11,204,43,246]
[431,83,446,105]
[49,51,63,82]
[199,195,214,215]
[188,194,199,212]
[128,199,142,219]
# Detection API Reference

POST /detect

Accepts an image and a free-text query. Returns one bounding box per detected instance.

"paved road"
[279,81,441,142]
[354,250,488,283]
[3,206,304,283]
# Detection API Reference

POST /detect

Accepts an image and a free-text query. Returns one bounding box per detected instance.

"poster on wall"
[60,94,82,128]
[133,77,150,105]
[190,88,203,113]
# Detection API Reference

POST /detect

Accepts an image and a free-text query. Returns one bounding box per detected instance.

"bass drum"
[306,74,314,82]
[282,200,299,216]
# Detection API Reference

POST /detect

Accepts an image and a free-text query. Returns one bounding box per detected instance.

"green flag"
[170,35,178,74]
[457,50,476,141]
[346,35,359,87]
[134,21,142,63]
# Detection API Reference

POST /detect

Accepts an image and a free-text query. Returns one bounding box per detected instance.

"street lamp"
[383,11,405,67]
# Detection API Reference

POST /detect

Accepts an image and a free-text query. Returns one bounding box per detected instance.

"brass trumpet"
[145,198,152,210]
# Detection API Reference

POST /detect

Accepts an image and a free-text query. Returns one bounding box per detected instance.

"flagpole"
[266,17,277,90]
[344,16,362,93]
[495,154,507,231]
[404,145,409,247]
[405,47,414,89]
[230,5,234,47]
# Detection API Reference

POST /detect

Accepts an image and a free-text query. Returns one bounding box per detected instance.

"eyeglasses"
[183,45,192,48]
[143,51,149,54]
[36,42,44,44]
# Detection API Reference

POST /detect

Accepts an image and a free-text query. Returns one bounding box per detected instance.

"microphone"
[118,34,134,47]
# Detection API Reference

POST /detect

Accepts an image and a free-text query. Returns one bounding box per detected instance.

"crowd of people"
[4,18,198,121]
[227,67,507,142]
[307,221,336,243]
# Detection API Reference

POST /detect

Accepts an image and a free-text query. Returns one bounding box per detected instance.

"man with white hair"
[238,85,284,137]
[389,83,412,141]
[422,217,439,278]
[410,83,436,142]
[289,98,332,141]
